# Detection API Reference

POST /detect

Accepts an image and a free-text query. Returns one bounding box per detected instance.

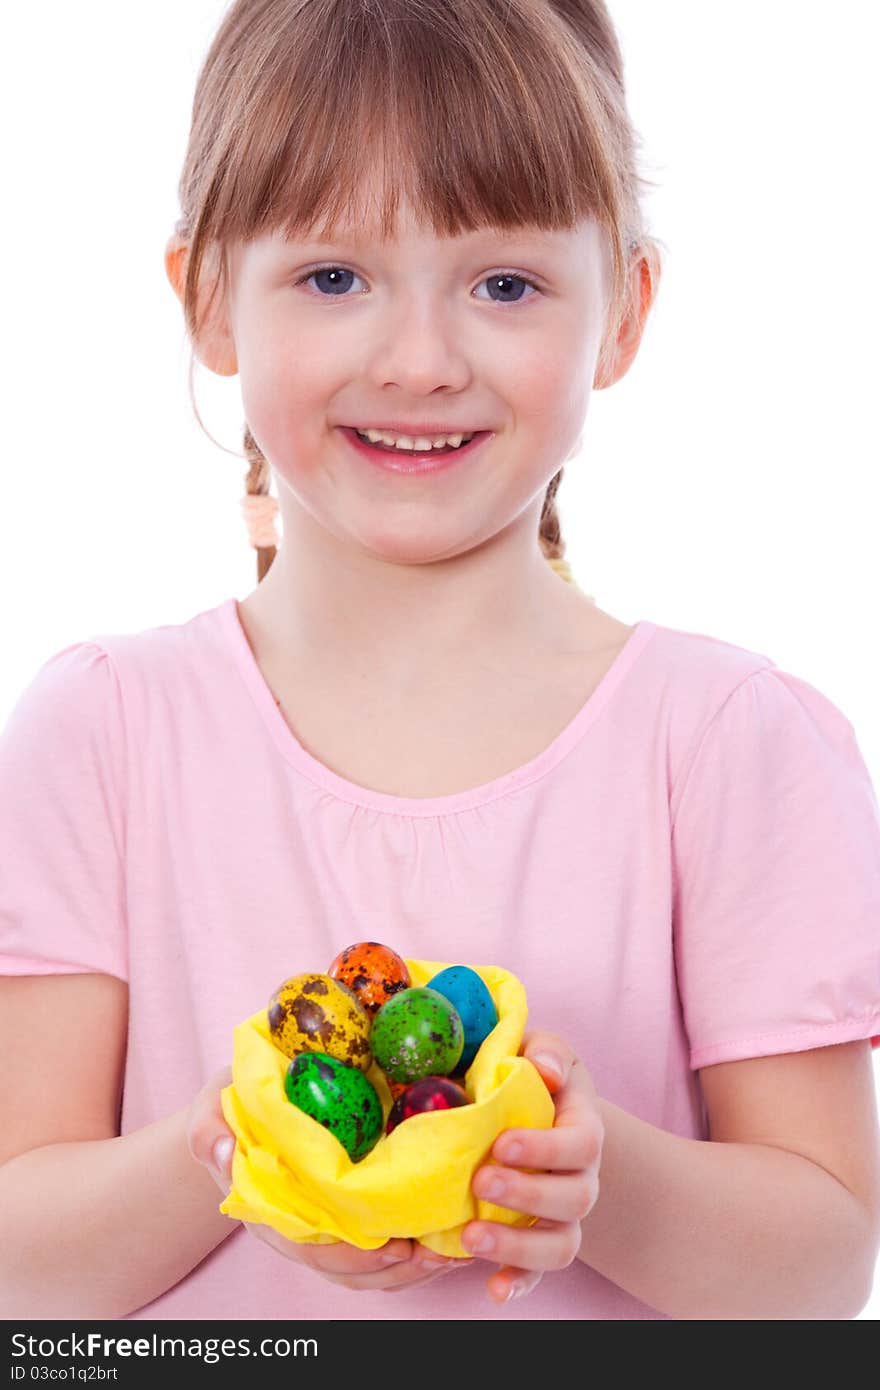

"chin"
[356,529,478,569]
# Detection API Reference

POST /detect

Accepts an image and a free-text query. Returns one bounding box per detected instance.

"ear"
[164,232,238,378]
[593,249,659,391]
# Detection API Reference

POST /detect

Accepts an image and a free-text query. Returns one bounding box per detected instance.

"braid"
[242,426,278,582]
[540,468,576,586]
[239,431,586,595]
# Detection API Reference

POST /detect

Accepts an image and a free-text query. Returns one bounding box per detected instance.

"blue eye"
[297,266,363,296]
[295,266,541,304]
[474,273,539,305]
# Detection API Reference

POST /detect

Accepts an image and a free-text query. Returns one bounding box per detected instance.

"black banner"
[2,1320,574,1382]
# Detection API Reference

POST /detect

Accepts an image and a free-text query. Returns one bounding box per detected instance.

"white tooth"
[358,428,475,450]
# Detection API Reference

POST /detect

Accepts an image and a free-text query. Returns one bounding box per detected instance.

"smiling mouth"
[353,430,479,455]
[338,426,492,470]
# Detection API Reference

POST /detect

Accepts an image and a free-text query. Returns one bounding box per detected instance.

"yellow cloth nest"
[219,958,555,1256]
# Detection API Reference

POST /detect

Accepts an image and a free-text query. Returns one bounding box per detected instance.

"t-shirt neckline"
[218,596,658,817]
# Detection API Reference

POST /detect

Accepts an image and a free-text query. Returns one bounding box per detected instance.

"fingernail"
[420,1255,449,1269]
[211,1136,234,1173]
[499,1139,523,1164]
[507,1281,527,1300]
[480,1175,505,1201]
[532,1053,563,1082]
[379,1251,408,1265]
[465,1230,495,1255]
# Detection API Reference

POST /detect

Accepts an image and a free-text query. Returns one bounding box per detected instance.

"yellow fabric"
[219,959,555,1255]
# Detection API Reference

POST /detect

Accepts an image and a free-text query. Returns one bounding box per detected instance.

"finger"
[298,1236,416,1276]
[520,1029,581,1095]
[474,1163,598,1224]
[484,1265,544,1304]
[492,1063,604,1171]
[491,1119,601,1174]
[327,1265,460,1293]
[187,1065,236,1190]
[381,1263,471,1293]
[372,1249,472,1292]
[244,1224,430,1283]
[286,1237,468,1292]
[461,1216,582,1273]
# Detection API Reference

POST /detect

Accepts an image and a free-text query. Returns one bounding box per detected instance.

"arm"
[463,1034,880,1318]
[0,1108,236,1319]
[0,974,234,1320]
[579,1041,880,1319]
[0,976,463,1317]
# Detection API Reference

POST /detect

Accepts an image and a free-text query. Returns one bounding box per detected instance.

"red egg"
[328,941,411,1015]
[385,1076,470,1134]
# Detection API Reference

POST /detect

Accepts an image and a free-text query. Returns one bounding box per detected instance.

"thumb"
[520,1029,576,1095]
[186,1064,236,1194]
[210,1134,235,1192]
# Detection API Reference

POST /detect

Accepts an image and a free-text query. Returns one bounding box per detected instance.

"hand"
[461,1030,604,1304]
[186,1065,470,1292]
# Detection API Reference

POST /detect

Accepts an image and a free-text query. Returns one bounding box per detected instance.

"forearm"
[579,1097,875,1319]
[0,1107,236,1319]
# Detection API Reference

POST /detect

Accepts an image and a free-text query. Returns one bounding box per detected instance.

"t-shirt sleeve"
[671,664,880,1070]
[0,642,128,981]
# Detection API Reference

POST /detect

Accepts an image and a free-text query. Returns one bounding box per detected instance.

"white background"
[1,1,878,1317]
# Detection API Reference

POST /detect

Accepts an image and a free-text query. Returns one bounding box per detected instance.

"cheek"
[509,373,590,481]
[501,340,590,443]
[237,339,333,464]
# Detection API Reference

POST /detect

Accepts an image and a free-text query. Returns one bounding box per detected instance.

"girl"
[1,0,879,1322]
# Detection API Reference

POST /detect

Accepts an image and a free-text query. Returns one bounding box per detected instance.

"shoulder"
[631,618,772,796]
[49,600,236,723]
[640,619,864,824]
[2,639,119,746]
[647,616,774,691]
[2,600,231,755]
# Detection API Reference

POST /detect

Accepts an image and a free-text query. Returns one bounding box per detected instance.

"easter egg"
[328,940,411,1015]
[385,1076,470,1135]
[268,972,372,1071]
[427,965,499,1074]
[284,1052,382,1163]
[370,986,464,1084]
[386,1076,409,1103]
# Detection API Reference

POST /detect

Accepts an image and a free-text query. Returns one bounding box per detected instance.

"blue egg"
[426,965,498,1074]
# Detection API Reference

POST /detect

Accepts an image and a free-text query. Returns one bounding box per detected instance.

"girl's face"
[200,200,628,569]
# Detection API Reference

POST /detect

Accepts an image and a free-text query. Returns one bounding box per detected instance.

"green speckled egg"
[268,972,372,1071]
[370,986,464,1084]
[284,1052,383,1162]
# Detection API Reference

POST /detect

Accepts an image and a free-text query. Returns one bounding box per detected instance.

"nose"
[359,295,474,397]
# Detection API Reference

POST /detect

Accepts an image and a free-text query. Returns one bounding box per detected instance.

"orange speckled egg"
[386,1076,409,1103]
[268,972,372,1071]
[328,941,412,1016]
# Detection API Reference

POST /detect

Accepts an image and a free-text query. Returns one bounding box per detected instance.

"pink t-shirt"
[2,596,879,1321]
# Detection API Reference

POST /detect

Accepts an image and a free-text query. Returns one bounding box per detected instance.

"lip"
[338,426,493,475]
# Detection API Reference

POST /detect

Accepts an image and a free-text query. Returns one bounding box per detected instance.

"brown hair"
[172,0,662,584]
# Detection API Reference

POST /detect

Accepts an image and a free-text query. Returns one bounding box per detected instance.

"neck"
[243,495,581,687]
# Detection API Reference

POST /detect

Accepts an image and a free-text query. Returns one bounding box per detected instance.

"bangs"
[181,0,641,336]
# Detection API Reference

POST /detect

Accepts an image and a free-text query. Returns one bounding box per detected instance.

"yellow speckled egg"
[268,972,372,1071]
